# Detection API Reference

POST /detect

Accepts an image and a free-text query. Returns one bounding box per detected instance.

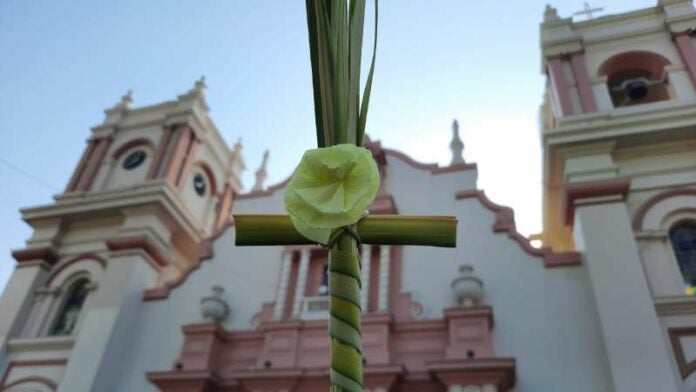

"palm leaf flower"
[285,144,380,245]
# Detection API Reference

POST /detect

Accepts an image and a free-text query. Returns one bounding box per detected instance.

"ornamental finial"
[544,4,560,21]
[449,119,464,165]
[252,150,270,192]
[116,90,133,109]
[189,76,207,96]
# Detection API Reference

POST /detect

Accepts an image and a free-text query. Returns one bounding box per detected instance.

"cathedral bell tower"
[0,79,244,392]
[540,1,696,391]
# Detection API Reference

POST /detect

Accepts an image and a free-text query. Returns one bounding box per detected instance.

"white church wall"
[177,145,227,233]
[383,155,612,391]
[113,216,284,391]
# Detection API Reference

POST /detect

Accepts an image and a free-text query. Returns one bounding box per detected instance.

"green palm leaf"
[304,1,379,390]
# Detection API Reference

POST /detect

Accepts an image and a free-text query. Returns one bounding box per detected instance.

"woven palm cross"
[234,1,457,391]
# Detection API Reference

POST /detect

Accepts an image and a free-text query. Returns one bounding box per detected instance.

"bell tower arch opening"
[599,51,672,107]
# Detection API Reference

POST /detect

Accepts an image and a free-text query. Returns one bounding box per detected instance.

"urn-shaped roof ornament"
[451,265,484,307]
[201,285,229,324]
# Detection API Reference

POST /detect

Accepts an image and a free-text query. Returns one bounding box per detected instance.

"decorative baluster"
[292,248,310,317]
[273,250,294,320]
[378,245,390,311]
[360,244,372,312]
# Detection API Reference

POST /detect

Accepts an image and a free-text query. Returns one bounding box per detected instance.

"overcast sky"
[0,0,655,290]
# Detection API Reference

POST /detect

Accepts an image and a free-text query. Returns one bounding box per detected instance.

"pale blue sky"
[0,0,654,290]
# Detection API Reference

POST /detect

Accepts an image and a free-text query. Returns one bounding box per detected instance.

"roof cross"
[573,2,604,20]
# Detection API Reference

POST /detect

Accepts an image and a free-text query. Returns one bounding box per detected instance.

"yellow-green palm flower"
[285,144,379,244]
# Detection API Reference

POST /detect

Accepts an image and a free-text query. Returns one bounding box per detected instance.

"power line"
[0,157,59,192]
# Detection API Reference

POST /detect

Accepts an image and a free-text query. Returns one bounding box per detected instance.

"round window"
[122,150,146,170]
[193,173,207,196]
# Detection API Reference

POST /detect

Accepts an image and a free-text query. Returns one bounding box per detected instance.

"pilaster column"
[360,244,372,312]
[674,31,696,89]
[273,251,294,320]
[547,57,574,117]
[146,126,174,179]
[20,286,61,338]
[569,52,597,113]
[75,136,112,191]
[568,180,679,391]
[378,245,390,311]
[175,139,201,187]
[57,252,158,392]
[162,125,193,184]
[0,249,57,347]
[65,139,98,192]
[291,249,310,317]
[214,184,235,232]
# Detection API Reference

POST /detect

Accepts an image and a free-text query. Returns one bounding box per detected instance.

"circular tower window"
[122,150,146,170]
[193,173,207,196]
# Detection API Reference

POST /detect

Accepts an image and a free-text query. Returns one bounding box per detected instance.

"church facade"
[1,1,696,391]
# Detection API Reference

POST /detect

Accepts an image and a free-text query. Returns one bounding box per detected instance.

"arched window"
[50,278,90,336]
[670,221,696,286]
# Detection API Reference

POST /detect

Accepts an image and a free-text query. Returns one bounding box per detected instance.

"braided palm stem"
[329,230,363,392]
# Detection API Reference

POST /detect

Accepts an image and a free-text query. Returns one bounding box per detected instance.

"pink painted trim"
[110,137,155,161]
[142,221,235,301]
[75,137,112,191]
[456,190,581,268]
[163,125,193,184]
[175,140,201,188]
[1,376,58,391]
[65,139,97,192]
[443,306,494,329]
[214,184,235,232]
[236,176,291,200]
[369,194,398,214]
[146,126,174,179]
[155,317,517,391]
[563,178,631,225]
[368,248,380,313]
[45,253,107,286]
[283,255,300,319]
[305,254,328,296]
[548,57,574,117]
[669,327,696,379]
[106,236,169,267]
[598,50,671,77]
[674,32,696,90]
[237,147,476,201]
[192,161,218,197]
[251,302,275,326]
[383,149,477,174]
[632,188,696,230]
[427,358,516,389]
[147,370,224,391]
[12,247,59,265]
[570,52,598,113]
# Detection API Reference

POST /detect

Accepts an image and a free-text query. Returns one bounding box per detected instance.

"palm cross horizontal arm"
[233,213,457,392]
[235,214,457,247]
[233,1,457,391]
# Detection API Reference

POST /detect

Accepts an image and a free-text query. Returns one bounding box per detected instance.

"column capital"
[12,247,59,266]
[563,178,631,225]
